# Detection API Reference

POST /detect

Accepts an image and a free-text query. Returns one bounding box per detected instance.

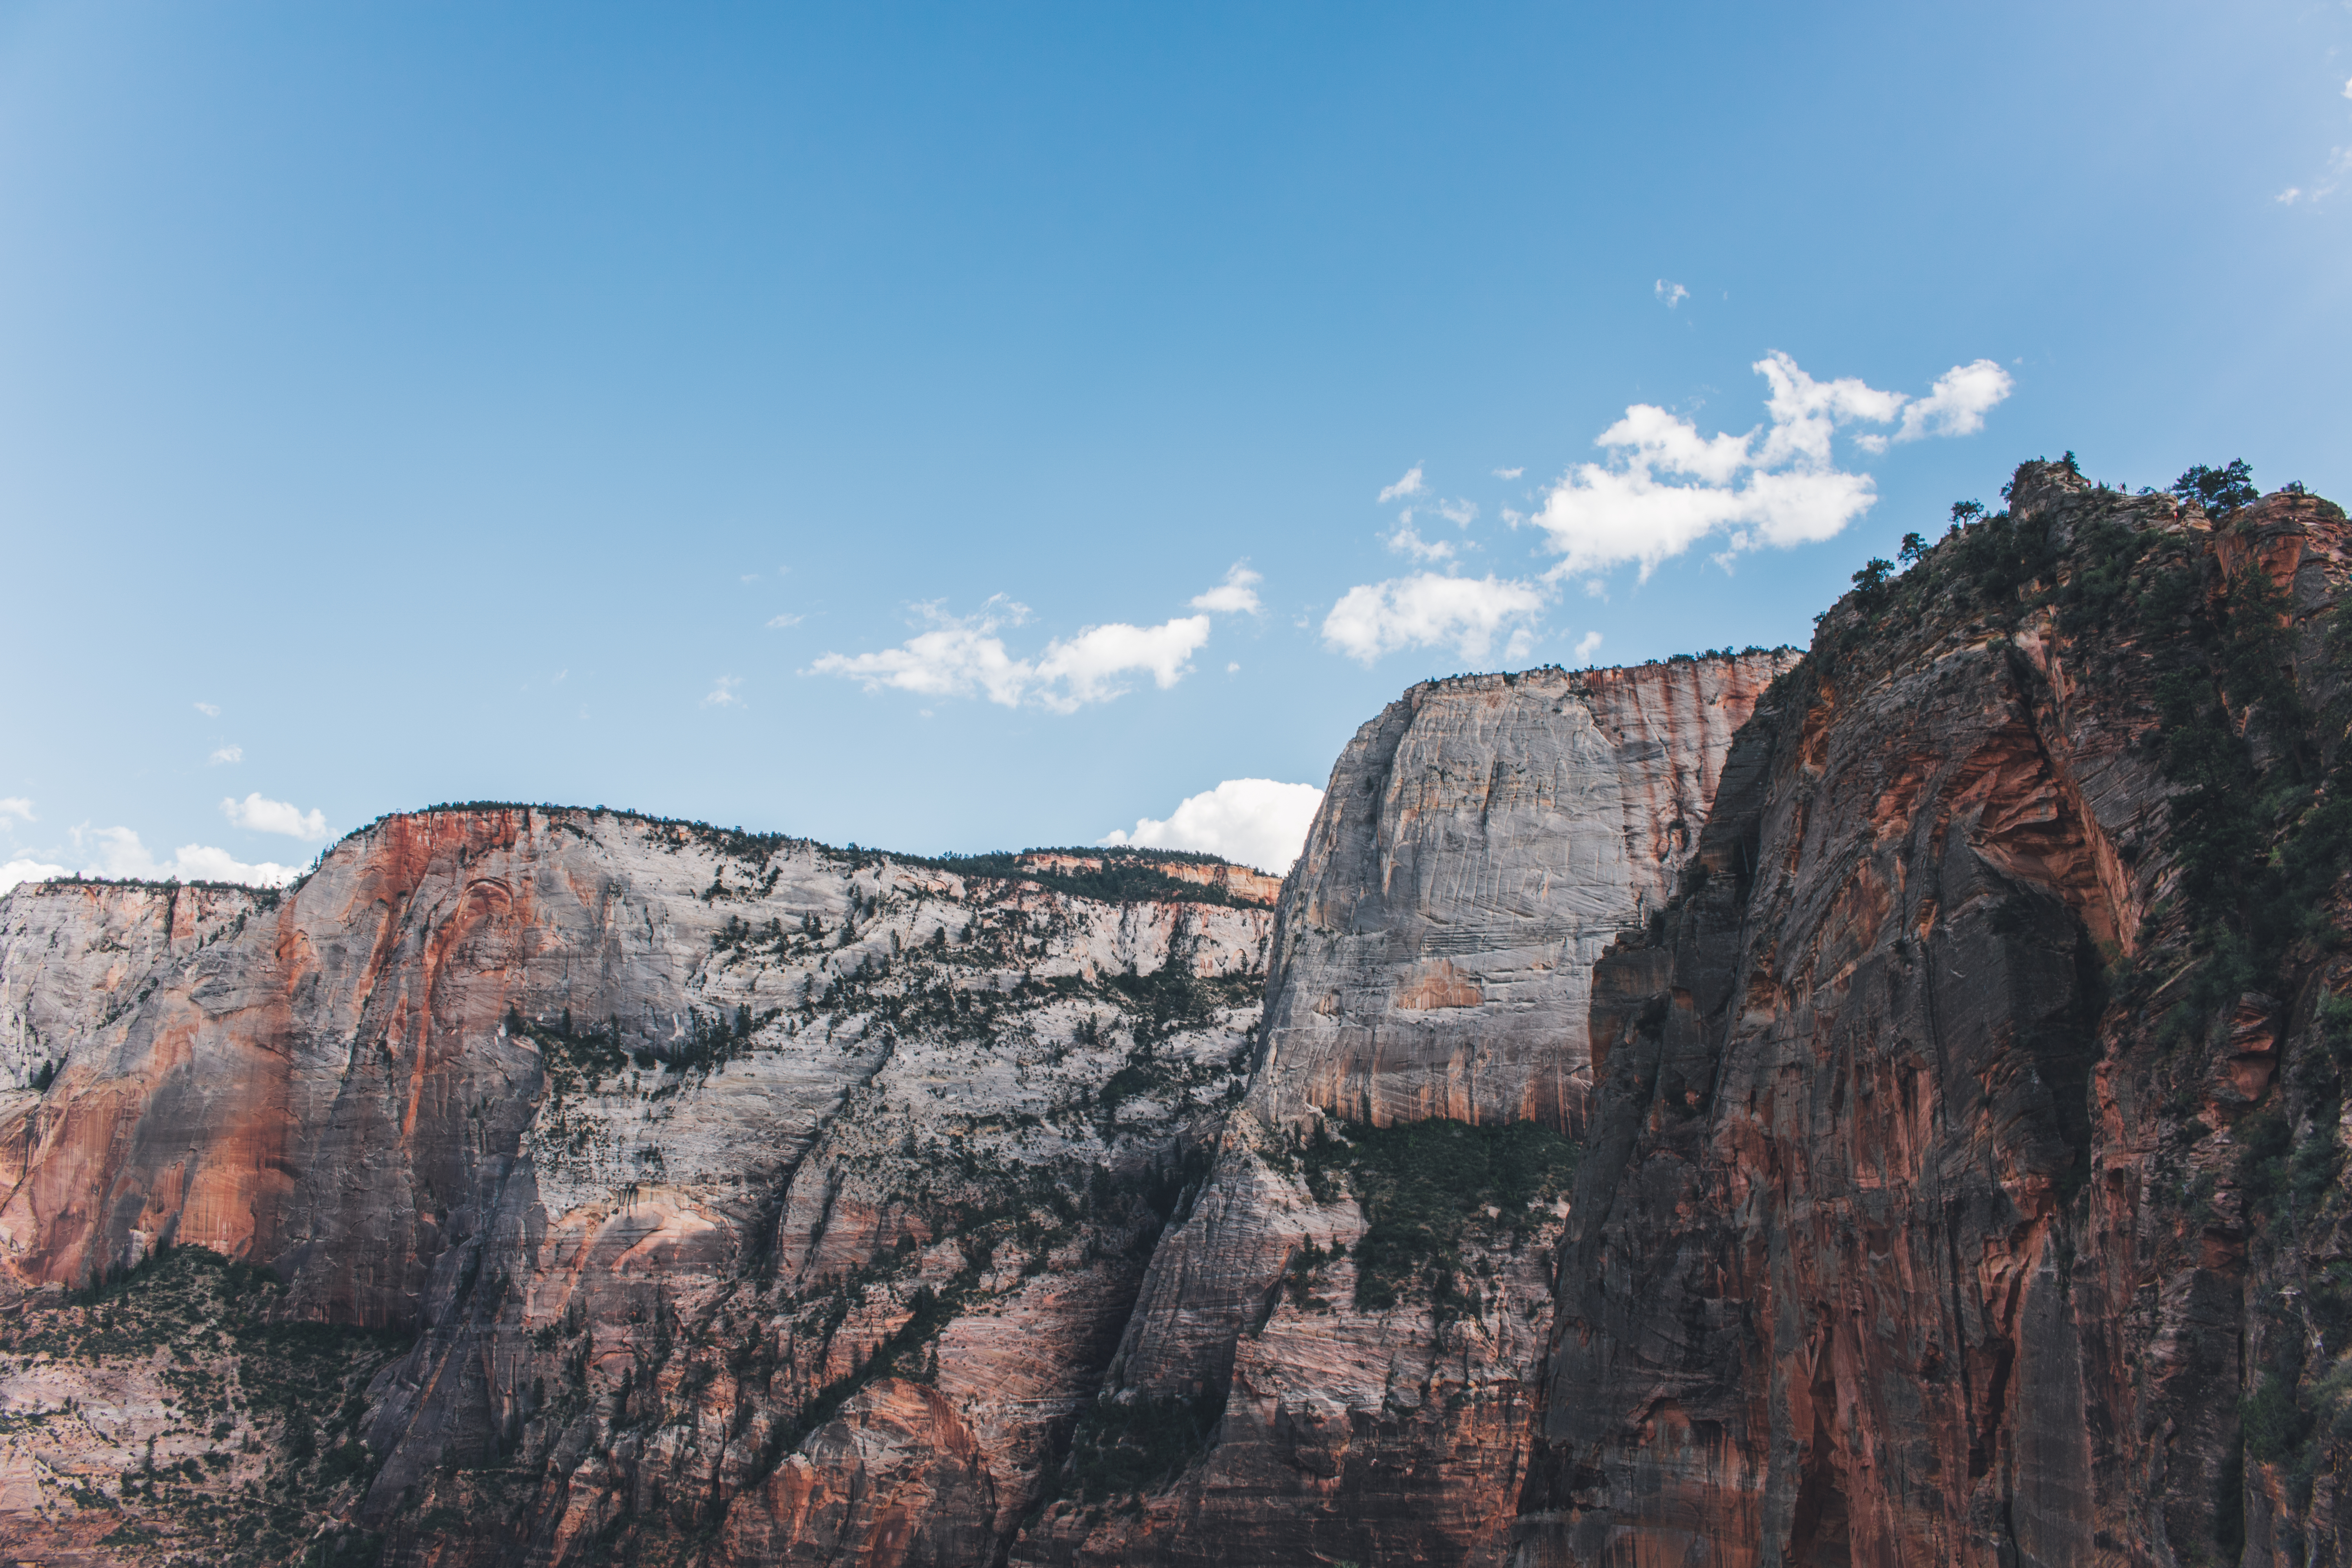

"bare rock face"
[1024,655,1793,1568]
[0,820,1271,1564]
[1518,471,2352,1566]
[12,467,2352,1566]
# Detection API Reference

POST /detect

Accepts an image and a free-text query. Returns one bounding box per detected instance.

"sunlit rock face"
[10,469,2352,1568]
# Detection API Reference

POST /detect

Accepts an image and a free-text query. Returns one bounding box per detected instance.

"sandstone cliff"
[8,461,2352,1568]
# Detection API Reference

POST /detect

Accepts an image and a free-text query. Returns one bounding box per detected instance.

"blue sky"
[4,1,2349,881]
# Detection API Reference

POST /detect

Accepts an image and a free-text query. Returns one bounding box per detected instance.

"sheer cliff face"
[0,821,1273,1563]
[1259,657,1797,1137]
[9,468,2352,1568]
[1029,655,1795,1568]
[1524,471,2352,1567]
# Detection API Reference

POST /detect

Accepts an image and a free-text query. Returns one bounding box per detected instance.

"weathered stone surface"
[0,820,1270,1564]
[1517,472,2352,1566]
[11,469,2352,1565]
[1027,654,1792,1568]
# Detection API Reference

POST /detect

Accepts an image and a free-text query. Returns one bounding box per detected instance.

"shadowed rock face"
[1025,654,1794,1568]
[1521,471,2352,1566]
[9,467,2352,1568]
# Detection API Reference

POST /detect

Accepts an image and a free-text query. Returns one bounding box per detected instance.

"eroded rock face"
[0,819,1272,1564]
[1025,655,1794,1568]
[12,470,2352,1567]
[1519,472,2352,1566]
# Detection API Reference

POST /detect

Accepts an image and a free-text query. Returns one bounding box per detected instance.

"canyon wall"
[7,461,2352,1566]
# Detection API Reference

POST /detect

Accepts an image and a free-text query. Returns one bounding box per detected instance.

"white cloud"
[1574,630,1604,664]
[1189,563,1263,615]
[701,675,745,708]
[194,702,220,717]
[1493,466,1523,480]
[0,798,32,822]
[766,613,804,628]
[76,826,297,887]
[1437,498,1478,526]
[1321,572,1546,666]
[208,744,243,765]
[1377,465,1426,503]
[1101,778,1325,875]
[2281,186,2306,204]
[2343,76,2351,99]
[0,858,66,893]
[1854,359,2015,451]
[1385,519,1455,563]
[1033,615,1210,712]
[220,793,328,840]
[1530,351,2011,579]
[812,595,1211,712]
[1655,279,1689,309]
[811,598,1035,707]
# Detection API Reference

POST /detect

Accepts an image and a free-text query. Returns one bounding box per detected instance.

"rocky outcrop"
[11,464,2352,1567]
[1519,470,2352,1565]
[1025,653,1794,1567]
[0,817,1272,1564]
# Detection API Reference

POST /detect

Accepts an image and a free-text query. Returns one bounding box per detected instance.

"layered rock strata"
[1025,653,1795,1566]
[0,821,1272,1564]
[9,464,2352,1566]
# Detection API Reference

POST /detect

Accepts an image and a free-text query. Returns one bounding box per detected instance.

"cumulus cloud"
[1377,465,1426,503]
[77,826,298,887]
[1529,351,2012,579]
[1321,572,1546,666]
[765,613,803,629]
[0,798,32,822]
[220,793,328,841]
[813,591,1215,713]
[1655,279,1689,309]
[701,676,745,708]
[1437,498,1478,527]
[0,858,65,893]
[1493,466,1523,480]
[208,744,243,765]
[1189,563,1263,615]
[1100,778,1325,875]
[194,701,220,717]
[1574,630,1604,664]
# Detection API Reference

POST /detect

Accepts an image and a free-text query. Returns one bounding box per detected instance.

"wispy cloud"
[1655,279,1689,309]
[1573,630,1604,663]
[1377,465,1427,504]
[1100,778,1325,874]
[812,583,1223,714]
[1385,519,1455,563]
[221,793,328,841]
[701,676,745,708]
[1321,572,1545,666]
[1189,563,1263,615]
[0,798,33,822]
[193,701,220,717]
[1529,352,2012,579]
[208,744,243,766]
[1492,466,1523,480]
[2278,146,2352,205]
[766,613,804,628]
[1436,498,1478,527]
